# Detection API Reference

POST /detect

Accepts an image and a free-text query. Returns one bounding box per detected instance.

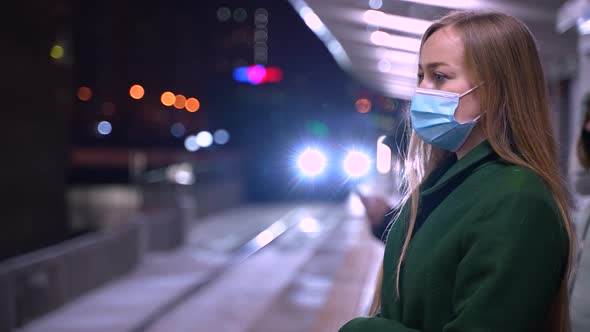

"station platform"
[14,201,383,332]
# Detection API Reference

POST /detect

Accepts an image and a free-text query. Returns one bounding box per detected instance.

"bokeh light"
[265,67,283,83]
[255,8,269,25]
[254,43,268,54]
[184,135,199,152]
[129,84,144,100]
[77,87,92,101]
[233,8,247,22]
[50,45,64,59]
[371,31,391,45]
[299,217,320,233]
[233,67,249,83]
[161,91,175,106]
[378,59,392,73]
[185,98,200,112]
[369,0,383,9]
[171,123,186,138]
[166,163,195,186]
[382,98,398,112]
[255,30,269,42]
[247,65,267,85]
[97,121,112,136]
[217,7,231,22]
[214,129,230,145]
[355,98,372,114]
[234,65,283,84]
[196,131,213,148]
[305,120,329,138]
[174,94,187,109]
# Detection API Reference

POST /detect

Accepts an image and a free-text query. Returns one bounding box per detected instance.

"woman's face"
[418,27,481,124]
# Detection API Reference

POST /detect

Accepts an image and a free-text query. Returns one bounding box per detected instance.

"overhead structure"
[557,0,590,54]
[290,0,578,100]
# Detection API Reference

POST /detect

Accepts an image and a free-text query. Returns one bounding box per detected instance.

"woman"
[340,11,574,332]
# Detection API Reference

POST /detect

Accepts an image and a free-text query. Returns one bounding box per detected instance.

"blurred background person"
[357,133,407,241]
[569,93,590,332]
[571,93,590,239]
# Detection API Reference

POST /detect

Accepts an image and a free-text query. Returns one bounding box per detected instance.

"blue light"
[369,0,383,9]
[97,121,112,135]
[214,129,230,145]
[184,135,199,152]
[171,123,186,138]
[233,67,249,83]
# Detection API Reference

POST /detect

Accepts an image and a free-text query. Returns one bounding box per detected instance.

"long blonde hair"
[369,11,574,332]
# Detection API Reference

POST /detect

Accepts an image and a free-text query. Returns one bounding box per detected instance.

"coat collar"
[421,140,498,196]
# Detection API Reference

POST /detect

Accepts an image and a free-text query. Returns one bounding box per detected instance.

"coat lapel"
[422,140,498,197]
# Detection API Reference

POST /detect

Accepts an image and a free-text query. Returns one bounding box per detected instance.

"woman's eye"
[417,73,424,82]
[433,72,446,81]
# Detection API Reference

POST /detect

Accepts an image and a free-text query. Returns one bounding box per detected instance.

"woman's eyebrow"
[418,62,451,70]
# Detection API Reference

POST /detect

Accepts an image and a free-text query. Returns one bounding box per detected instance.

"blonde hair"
[369,11,574,332]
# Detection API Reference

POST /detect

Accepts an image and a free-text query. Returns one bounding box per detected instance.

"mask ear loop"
[459,81,485,98]
[458,82,486,123]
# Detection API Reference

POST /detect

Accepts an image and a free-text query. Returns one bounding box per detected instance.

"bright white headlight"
[343,151,371,177]
[297,148,327,177]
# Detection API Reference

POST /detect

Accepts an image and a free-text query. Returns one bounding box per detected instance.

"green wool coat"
[340,140,569,332]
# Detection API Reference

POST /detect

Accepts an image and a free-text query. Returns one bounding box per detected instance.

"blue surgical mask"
[410,84,482,152]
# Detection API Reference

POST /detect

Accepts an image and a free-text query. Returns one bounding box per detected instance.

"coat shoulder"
[469,161,565,235]
[481,161,554,200]
[468,161,567,244]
